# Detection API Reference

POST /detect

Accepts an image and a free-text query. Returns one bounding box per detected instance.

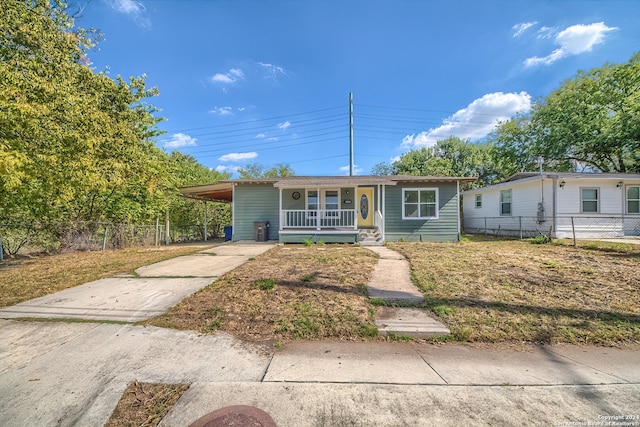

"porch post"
[279,187,283,231]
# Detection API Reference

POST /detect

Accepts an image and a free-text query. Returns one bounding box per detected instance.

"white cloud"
[259,62,287,80]
[109,0,150,27]
[215,165,241,174]
[267,137,278,142]
[525,22,617,67]
[278,121,291,130]
[111,0,145,14]
[164,133,197,149]
[537,26,556,39]
[218,152,258,162]
[255,133,267,139]
[401,92,532,149]
[339,165,364,176]
[210,106,233,116]
[390,155,401,163]
[512,22,537,38]
[210,68,245,84]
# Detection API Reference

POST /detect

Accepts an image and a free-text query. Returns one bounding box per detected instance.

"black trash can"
[254,221,269,242]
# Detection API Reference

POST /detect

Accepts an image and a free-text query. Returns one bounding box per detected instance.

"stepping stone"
[375,306,450,339]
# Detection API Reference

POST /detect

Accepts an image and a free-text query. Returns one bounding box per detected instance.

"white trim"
[626,185,640,214]
[500,189,512,216]
[402,188,439,220]
[475,193,482,208]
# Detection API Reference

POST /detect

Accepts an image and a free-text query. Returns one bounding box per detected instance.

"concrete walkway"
[366,246,450,338]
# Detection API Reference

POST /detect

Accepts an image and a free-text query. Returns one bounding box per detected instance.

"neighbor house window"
[581,188,599,213]
[475,194,482,208]
[403,188,438,219]
[627,186,640,214]
[500,190,512,216]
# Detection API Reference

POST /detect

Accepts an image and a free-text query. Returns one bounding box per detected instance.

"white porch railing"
[374,210,384,237]
[281,209,356,229]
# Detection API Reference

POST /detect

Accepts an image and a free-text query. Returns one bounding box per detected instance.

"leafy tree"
[373,137,500,188]
[493,53,640,173]
[167,152,231,237]
[238,162,295,178]
[0,1,170,249]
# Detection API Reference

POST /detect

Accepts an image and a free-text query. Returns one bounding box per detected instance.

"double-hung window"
[581,188,599,213]
[627,186,640,214]
[403,188,438,219]
[324,190,339,216]
[307,190,318,216]
[475,194,482,208]
[500,190,512,216]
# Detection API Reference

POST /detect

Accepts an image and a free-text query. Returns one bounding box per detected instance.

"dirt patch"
[149,245,379,343]
[105,381,189,427]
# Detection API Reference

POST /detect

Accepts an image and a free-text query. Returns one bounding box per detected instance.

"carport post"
[203,201,208,241]
[165,208,170,245]
[102,225,108,250]
[0,234,3,261]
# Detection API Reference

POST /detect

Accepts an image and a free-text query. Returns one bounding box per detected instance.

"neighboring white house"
[462,172,640,239]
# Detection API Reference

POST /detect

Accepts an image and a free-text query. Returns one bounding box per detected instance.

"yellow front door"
[357,188,374,227]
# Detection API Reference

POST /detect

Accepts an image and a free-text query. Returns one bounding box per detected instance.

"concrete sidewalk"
[1,319,638,426]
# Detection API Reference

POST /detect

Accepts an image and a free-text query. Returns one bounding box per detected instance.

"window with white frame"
[475,194,482,208]
[581,188,599,213]
[627,186,640,214]
[307,190,318,216]
[324,189,339,216]
[402,188,438,219]
[500,190,511,216]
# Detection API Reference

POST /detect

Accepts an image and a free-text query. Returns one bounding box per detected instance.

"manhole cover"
[189,405,276,427]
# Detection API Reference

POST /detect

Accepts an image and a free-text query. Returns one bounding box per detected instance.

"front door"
[357,188,374,227]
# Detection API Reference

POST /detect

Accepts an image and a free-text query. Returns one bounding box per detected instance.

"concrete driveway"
[0,243,275,322]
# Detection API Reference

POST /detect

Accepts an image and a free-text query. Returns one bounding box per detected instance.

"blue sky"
[80,0,639,177]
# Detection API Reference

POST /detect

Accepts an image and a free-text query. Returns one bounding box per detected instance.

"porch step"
[358,228,383,246]
[375,307,451,339]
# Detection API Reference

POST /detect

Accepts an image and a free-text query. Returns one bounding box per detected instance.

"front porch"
[275,181,385,244]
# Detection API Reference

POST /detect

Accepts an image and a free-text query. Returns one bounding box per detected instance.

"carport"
[178,182,234,242]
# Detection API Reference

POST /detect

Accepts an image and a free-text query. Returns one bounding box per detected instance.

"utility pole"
[349,92,354,176]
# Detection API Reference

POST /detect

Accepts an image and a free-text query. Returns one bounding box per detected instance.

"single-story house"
[180,175,476,244]
[462,172,640,239]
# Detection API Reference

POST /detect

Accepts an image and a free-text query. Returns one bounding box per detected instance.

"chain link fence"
[0,221,227,258]
[463,215,640,240]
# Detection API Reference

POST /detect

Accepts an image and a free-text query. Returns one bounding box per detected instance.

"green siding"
[233,184,280,241]
[282,188,305,210]
[279,233,358,244]
[384,183,460,242]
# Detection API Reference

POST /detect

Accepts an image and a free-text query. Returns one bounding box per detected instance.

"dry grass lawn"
[0,244,213,308]
[105,381,189,427]
[388,236,640,345]
[149,245,379,343]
